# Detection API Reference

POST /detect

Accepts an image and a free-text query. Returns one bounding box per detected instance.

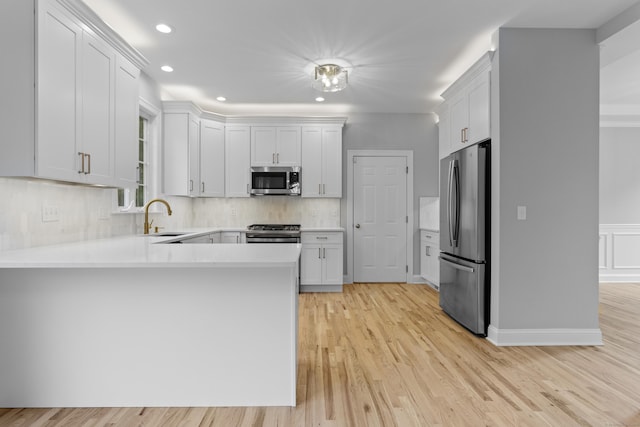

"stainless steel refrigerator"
[439,141,490,336]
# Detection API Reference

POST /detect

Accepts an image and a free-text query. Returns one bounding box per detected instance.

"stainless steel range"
[246,224,301,243]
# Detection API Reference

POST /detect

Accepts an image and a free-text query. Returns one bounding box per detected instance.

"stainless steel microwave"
[250,166,301,196]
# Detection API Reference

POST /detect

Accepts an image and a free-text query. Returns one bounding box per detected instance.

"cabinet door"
[221,232,240,244]
[300,245,323,285]
[301,127,323,197]
[420,238,429,280]
[114,56,140,189]
[275,127,301,166]
[449,91,468,154]
[467,71,490,144]
[426,243,440,286]
[37,2,82,181]
[163,113,190,196]
[321,128,342,197]
[200,119,225,197]
[188,116,200,196]
[322,245,343,285]
[81,32,114,185]
[251,127,277,166]
[225,126,250,197]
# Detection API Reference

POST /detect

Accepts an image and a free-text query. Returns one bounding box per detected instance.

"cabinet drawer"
[301,232,342,245]
[420,230,439,244]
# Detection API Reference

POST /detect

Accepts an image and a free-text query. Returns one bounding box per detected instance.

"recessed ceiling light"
[155,23,173,34]
[216,96,227,102]
[161,65,174,73]
[315,97,325,102]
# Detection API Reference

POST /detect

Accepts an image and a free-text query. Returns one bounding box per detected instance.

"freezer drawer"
[438,253,487,335]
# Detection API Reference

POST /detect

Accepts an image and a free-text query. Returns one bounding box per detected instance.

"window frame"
[114,97,161,213]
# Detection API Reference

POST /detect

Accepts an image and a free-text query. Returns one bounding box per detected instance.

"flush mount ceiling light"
[216,96,227,102]
[160,65,173,72]
[312,64,348,93]
[155,23,173,34]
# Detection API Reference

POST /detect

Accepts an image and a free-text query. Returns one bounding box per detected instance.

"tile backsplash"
[0,178,340,251]
[192,197,340,228]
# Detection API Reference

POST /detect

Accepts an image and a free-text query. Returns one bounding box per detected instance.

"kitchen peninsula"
[0,233,300,407]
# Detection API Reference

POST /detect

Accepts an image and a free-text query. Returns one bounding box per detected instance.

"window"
[135,116,148,207]
[117,116,148,208]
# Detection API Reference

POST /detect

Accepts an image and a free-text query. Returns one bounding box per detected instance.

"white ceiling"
[82,0,640,115]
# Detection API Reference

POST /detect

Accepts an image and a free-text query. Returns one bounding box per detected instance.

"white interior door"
[353,156,407,282]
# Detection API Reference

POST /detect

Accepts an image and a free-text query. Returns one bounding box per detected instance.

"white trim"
[346,150,414,284]
[486,325,603,346]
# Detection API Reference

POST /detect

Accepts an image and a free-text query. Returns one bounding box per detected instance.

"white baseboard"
[487,325,603,346]
[300,284,343,293]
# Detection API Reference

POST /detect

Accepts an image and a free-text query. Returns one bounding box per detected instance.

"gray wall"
[491,28,600,330]
[600,127,640,224]
[340,113,439,278]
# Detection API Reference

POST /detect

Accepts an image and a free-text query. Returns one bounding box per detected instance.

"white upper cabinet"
[251,126,301,166]
[81,31,114,184]
[200,119,225,197]
[163,111,198,196]
[114,56,141,189]
[439,52,492,158]
[37,1,83,182]
[301,126,343,198]
[225,126,251,197]
[0,0,147,186]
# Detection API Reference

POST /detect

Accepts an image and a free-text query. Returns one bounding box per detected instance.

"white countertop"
[0,230,300,268]
[301,228,344,232]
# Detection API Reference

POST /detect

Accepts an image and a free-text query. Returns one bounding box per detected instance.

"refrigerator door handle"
[439,256,475,273]
[450,159,460,247]
[447,159,454,247]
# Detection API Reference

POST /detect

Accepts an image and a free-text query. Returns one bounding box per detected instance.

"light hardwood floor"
[0,283,638,427]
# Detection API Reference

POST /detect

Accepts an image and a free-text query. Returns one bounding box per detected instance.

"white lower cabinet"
[300,231,343,292]
[420,230,439,289]
[221,231,245,244]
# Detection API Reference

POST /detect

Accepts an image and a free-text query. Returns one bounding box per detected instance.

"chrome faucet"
[143,198,173,234]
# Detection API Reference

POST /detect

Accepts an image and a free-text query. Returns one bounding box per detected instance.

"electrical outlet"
[42,205,60,222]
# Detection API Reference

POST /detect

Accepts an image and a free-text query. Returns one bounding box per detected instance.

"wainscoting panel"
[600,224,640,282]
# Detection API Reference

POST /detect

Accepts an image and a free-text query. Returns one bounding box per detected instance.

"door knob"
[355,224,361,229]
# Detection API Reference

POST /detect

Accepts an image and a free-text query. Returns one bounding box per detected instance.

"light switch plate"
[517,205,527,221]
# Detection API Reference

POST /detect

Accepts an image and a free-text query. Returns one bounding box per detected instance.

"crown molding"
[56,0,149,70]
[161,101,347,126]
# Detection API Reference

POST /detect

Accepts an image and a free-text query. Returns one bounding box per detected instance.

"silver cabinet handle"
[323,184,326,194]
[318,248,321,259]
[323,248,326,258]
[85,153,91,174]
[78,152,84,174]
[319,184,322,194]
[202,182,205,193]
[426,246,430,256]
[190,180,194,192]
[277,153,279,164]
[355,224,361,229]
[316,236,328,240]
